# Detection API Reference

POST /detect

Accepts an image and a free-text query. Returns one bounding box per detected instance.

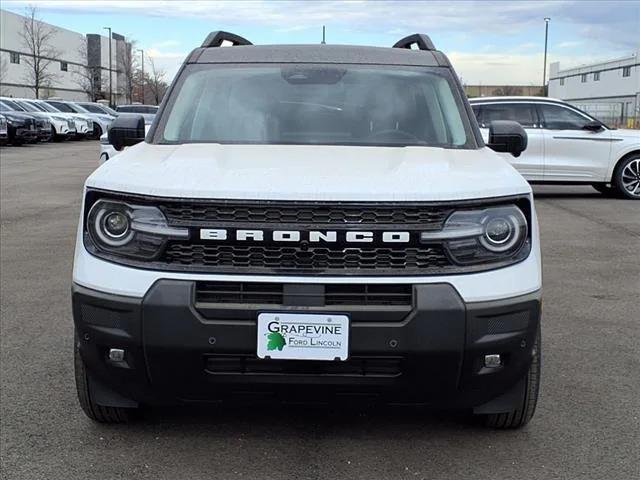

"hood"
[1,111,36,122]
[87,143,531,202]
[67,113,91,121]
[17,110,49,119]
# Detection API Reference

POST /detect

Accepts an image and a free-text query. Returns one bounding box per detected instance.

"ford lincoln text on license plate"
[257,313,349,361]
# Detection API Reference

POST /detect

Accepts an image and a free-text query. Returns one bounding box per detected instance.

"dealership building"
[548,50,640,128]
[0,8,130,103]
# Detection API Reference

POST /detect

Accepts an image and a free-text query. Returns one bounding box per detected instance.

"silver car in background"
[76,102,119,118]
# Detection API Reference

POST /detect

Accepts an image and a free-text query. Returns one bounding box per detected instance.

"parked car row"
[0,99,158,147]
[0,97,115,146]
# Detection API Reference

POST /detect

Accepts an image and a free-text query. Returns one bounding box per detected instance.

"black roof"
[189,44,447,67]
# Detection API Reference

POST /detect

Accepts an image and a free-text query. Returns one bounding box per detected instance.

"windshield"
[15,101,41,113]
[80,103,107,114]
[38,102,60,113]
[156,64,472,148]
[69,103,89,113]
[46,101,74,113]
[101,105,118,115]
[1,99,25,111]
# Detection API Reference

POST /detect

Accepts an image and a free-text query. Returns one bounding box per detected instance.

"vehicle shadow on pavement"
[531,186,616,200]
[120,404,490,435]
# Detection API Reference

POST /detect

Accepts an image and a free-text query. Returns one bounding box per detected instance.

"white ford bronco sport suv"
[72,32,542,428]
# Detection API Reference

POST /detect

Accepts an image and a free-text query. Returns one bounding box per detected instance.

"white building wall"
[548,51,640,127]
[0,8,128,103]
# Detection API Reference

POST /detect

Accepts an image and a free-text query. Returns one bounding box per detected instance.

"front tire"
[484,327,541,429]
[74,332,135,423]
[613,154,640,200]
[92,123,103,140]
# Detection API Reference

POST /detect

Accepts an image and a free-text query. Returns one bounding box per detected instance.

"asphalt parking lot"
[1,141,639,480]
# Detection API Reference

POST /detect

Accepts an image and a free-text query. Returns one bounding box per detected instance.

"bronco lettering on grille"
[200,229,411,244]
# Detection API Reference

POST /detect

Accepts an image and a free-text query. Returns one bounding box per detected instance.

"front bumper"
[73,281,541,409]
[38,128,53,141]
[12,127,38,143]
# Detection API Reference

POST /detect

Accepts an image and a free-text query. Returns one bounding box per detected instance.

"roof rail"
[392,34,435,51]
[201,31,252,48]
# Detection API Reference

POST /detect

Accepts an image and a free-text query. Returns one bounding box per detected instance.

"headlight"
[52,115,66,122]
[86,199,189,260]
[421,204,529,266]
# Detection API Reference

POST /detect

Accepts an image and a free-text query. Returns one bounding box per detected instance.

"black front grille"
[205,354,403,377]
[195,281,413,306]
[164,243,450,275]
[197,282,284,304]
[325,284,412,306]
[160,200,453,227]
[87,194,530,275]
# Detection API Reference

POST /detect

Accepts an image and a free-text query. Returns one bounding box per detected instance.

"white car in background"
[29,99,90,139]
[44,99,113,139]
[469,97,640,199]
[1,97,73,141]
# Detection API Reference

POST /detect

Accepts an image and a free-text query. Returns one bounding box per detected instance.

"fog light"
[108,348,125,362]
[484,354,502,368]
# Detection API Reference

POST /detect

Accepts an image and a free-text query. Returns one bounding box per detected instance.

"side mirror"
[583,120,603,132]
[487,120,528,158]
[107,114,145,151]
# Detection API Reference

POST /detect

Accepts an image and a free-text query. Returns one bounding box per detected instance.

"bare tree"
[73,37,107,101]
[147,56,168,105]
[121,40,138,104]
[19,6,60,98]
[491,86,524,97]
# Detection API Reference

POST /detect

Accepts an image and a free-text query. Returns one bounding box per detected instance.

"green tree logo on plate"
[267,332,286,351]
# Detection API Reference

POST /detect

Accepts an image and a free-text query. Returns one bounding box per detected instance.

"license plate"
[257,313,349,361]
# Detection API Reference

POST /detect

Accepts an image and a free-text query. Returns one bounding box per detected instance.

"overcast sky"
[3,0,639,85]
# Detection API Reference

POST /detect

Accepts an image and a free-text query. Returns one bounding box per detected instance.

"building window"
[622,66,631,77]
[559,77,565,86]
[581,74,587,83]
[594,71,600,81]
[10,52,20,64]
[60,61,68,71]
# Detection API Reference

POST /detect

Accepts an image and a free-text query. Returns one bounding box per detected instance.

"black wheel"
[484,327,541,429]
[52,126,63,142]
[92,123,103,139]
[74,332,134,423]
[613,154,640,200]
[591,183,617,197]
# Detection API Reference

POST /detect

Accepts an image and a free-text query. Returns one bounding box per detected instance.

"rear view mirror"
[487,120,528,157]
[108,114,146,151]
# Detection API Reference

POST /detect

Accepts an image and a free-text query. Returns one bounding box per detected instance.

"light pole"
[542,17,550,96]
[103,26,112,107]
[138,49,144,104]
